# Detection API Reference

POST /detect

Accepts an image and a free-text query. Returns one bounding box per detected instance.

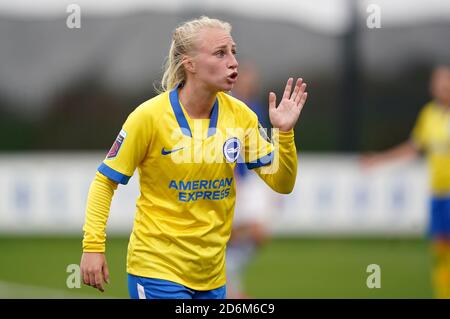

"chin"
[222,83,234,92]
[208,81,234,93]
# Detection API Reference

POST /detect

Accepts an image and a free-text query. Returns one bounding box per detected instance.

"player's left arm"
[254,78,308,194]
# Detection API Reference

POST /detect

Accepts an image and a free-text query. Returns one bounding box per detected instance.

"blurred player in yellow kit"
[361,66,450,298]
[80,16,308,298]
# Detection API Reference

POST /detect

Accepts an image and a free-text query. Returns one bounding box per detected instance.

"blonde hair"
[158,16,232,93]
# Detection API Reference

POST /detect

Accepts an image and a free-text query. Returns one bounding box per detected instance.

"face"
[430,67,450,105]
[185,27,239,92]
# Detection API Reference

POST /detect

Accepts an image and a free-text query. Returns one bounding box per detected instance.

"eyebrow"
[214,44,236,50]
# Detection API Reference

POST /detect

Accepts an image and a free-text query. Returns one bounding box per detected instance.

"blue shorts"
[428,196,450,239]
[127,274,226,299]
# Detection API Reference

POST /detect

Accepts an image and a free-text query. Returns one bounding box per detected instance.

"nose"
[228,54,238,70]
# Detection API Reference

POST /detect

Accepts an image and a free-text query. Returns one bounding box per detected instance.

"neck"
[435,99,450,109]
[179,81,217,119]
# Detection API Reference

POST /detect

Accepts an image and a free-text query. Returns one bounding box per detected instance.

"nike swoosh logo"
[161,147,184,155]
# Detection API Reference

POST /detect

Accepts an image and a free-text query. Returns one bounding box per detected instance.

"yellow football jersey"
[411,101,450,195]
[98,87,274,290]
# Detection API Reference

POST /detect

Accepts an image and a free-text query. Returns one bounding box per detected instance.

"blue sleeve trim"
[245,152,274,170]
[98,163,131,185]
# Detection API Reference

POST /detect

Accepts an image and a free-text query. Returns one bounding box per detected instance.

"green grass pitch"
[0,236,432,298]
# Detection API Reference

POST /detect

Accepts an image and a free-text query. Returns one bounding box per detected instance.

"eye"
[232,49,237,56]
[215,50,225,57]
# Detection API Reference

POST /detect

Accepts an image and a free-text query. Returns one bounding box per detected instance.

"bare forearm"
[374,141,419,162]
[361,140,419,168]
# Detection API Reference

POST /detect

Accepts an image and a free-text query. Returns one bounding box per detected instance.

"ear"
[182,55,196,74]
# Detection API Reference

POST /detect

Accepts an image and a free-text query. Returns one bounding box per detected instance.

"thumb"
[269,92,276,111]
[103,263,110,284]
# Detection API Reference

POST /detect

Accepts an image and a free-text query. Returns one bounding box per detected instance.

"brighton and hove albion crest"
[223,137,241,163]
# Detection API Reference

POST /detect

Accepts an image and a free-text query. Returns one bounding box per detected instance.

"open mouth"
[227,72,238,81]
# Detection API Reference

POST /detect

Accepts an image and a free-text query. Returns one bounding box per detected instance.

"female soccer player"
[361,65,450,298]
[80,16,308,299]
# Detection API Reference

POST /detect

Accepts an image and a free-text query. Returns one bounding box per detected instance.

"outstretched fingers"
[290,78,303,101]
[294,82,307,103]
[269,92,277,111]
[282,78,294,100]
[296,91,308,111]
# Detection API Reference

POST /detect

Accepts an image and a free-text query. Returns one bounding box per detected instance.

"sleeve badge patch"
[106,129,127,159]
[258,122,271,143]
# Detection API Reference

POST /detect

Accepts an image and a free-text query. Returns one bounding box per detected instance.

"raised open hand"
[269,78,308,132]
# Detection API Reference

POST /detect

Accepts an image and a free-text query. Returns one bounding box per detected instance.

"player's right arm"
[80,103,153,292]
[81,171,118,292]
